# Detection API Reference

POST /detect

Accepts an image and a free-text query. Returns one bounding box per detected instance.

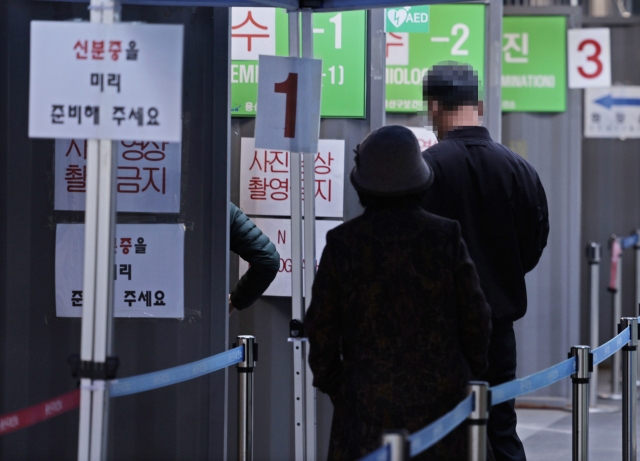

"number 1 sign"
[255,55,322,153]
[568,28,611,89]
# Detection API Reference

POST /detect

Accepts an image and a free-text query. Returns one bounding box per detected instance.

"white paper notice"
[585,86,640,139]
[238,218,341,297]
[55,139,181,212]
[29,21,183,142]
[239,138,344,218]
[386,33,409,66]
[56,223,185,318]
[405,127,438,151]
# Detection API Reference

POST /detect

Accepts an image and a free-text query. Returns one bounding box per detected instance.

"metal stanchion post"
[467,381,490,461]
[237,336,257,461]
[571,346,592,461]
[587,243,601,408]
[621,317,638,461]
[381,430,409,461]
[611,235,623,398]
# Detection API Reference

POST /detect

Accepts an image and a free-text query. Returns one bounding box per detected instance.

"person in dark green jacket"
[229,203,280,313]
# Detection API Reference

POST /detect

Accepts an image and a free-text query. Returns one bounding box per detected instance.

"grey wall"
[0,3,231,460]
[581,20,640,364]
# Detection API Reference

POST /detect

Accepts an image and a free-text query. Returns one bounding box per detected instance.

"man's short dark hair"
[423,62,480,111]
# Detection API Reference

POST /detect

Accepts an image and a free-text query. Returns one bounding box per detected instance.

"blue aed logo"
[384,6,430,33]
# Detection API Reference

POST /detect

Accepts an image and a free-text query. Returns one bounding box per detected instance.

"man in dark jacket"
[421,63,549,461]
[229,203,280,312]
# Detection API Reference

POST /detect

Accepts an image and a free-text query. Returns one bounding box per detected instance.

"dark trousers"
[481,321,526,461]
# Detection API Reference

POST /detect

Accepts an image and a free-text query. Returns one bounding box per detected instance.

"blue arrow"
[595,95,640,109]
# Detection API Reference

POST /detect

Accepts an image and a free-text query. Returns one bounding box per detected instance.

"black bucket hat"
[350,125,433,197]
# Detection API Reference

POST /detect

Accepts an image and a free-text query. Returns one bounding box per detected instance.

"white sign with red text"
[238,218,341,297]
[55,139,181,213]
[255,55,323,153]
[55,223,184,318]
[386,33,409,66]
[406,127,438,151]
[29,22,183,142]
[568,28,611,89]
[231,8,276,60]
[239,138,344,218]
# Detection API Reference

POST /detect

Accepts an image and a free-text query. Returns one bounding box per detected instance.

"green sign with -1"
[385,4,486,113]
[501,16,566,112]
[230,8,366,118]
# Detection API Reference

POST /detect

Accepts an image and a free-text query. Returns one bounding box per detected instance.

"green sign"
[385,6,430,33]
[385,4,485,113]
[230,9,366,118]
[501,16,566,112]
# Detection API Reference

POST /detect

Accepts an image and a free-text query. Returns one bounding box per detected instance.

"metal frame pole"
[634,231,640,318]
[367,9,385,132]
[467,381,490,461]
[621,317,638,461]
[381,430,409,461]
[77,2,120,460]
[612,236,623,397]
[571,346,591,461]
[587,243,601,407]
[300,10,317,461]
[483,0,503,142]
[237,336,256,461]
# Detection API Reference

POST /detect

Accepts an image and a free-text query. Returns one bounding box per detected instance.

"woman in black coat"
[304,126,492,461]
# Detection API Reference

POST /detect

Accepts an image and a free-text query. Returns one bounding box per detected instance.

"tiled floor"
[516,368,630,461]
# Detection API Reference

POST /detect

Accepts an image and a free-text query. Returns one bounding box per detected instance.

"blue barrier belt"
[593,326,631,365]
[491,357,576,406]
[110,346,245,398]
[408,393,474,457]
[620,234,639,250]
[357,444,390,461]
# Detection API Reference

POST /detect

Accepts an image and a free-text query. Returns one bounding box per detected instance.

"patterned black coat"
[305,204,492,461]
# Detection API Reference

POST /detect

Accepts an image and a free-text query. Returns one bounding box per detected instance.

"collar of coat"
[443,125,492,141]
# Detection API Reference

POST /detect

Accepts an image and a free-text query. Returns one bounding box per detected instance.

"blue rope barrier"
[110,346,245,398]
[620,233,639,250]
[593,326,631,365]
[491,357,576,406]
[408,393,474,457]
[357,444,390,461]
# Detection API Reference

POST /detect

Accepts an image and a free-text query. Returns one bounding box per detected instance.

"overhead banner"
[385,4,485,113]
[29,22,184,141]
[585,86,640,139]
[55,223,185,318]
[238,218,341,297]
[239,138,344,218]
[54,139,181,213]
[501,16,567,112]
[230,8,366,118]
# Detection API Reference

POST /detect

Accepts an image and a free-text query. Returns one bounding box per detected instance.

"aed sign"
[255,55,322,153]
[29,21,184,142]
[385,6,430,34]
[501,16,567,112]
[568,28,611,89]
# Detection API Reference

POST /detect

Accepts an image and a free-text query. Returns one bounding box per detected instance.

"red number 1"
[578,39,603,79]
[274,72,298,139]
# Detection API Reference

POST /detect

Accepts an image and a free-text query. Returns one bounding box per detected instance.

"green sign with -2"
[385,6,430,33]
[385,4,485,113]
[501,16,567,112]
[230,8,366,118]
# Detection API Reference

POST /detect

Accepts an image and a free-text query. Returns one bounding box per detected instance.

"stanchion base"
[597,392,623,400]
[588,405,619,413]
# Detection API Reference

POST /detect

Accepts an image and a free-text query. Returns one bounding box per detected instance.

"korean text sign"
[55,139,181,213]
[385,4,485,113]
[230,8,366,118]
[501,16,567,112]
[238,218,341,297]
[585,86,640,139]
[55,223,185,318]
[239,138,344,218]
[29,22,184,142]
